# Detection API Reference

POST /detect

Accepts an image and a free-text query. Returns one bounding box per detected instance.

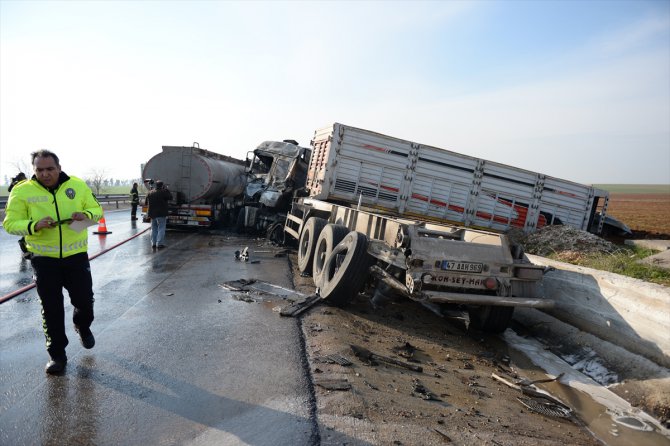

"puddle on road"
[503,330,670,446]
[613,415,654,431]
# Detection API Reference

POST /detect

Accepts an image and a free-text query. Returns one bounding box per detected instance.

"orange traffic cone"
[93,217,112,235]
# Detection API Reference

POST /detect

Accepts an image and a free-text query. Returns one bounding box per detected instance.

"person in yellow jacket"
[3,150,103,375]
[7,172,29,258]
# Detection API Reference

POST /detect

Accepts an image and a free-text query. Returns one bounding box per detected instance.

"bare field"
[595,184,670,194]
[606,193,670,237]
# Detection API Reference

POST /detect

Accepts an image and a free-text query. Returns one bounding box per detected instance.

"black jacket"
[146,187,172,218]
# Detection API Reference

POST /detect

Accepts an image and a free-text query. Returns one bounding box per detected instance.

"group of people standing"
[3,151,173,375]
[129,180,171,248]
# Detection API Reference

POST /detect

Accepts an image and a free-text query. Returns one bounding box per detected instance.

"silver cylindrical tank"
[143,146,247,203]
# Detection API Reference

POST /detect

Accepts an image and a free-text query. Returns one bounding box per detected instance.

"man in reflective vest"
[3,150,103,375]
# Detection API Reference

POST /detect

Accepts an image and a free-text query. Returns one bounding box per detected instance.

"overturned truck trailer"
[285,122,619,332]
[304,124,614,235]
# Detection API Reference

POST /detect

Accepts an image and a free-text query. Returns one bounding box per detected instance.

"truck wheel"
[468,306,514,333]
[298,217,327,274]
[320,231,372,307]
[312,224,349,288]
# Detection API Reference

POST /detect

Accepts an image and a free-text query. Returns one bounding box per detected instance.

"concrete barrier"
[527,254,670,368]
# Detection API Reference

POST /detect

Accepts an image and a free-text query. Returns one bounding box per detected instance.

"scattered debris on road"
[315,378,351,391]
[315,353,353,366]
[411,378,441,401]
[517,396,572,418]
[391,341,418,360]
[280,294,321,317]
[491,372,573,419]
[220,278,325,316]
[350,344,424,373]
[234,246,250,261]
[220,279,304,300]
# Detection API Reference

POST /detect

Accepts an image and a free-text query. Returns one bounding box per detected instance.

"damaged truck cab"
[236,140,311,240]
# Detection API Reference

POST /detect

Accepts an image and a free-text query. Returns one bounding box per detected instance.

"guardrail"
[0,194,146,209]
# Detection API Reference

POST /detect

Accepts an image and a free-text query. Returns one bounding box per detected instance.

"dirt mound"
[631,230,670,240]
[519,225,623,260]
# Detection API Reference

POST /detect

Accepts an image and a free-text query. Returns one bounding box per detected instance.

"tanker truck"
[142,144,247,228]
[141,141,311,231]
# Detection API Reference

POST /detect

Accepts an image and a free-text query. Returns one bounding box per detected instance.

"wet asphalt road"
[0,210,318,445]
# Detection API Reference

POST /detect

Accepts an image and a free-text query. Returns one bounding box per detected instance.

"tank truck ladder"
[179,142,198,201]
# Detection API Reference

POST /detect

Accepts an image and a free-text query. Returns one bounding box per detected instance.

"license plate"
[440,261,484,273]
[430,274,485,288]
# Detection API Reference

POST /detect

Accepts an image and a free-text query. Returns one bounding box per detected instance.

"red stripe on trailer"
[555,190,578,198]
[362,144,388,153]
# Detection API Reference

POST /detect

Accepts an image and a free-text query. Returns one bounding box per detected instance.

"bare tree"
[9,159,31,177]
[86,168,108,196]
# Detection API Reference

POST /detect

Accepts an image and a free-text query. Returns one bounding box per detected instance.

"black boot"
[45,355,67,375]
[75,326,95,349]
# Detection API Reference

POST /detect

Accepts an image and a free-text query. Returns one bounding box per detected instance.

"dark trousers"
[31,252,95,359]
[131,203,138,218]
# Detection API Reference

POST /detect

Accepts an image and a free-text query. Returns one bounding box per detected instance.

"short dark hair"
[31,149,60,167]
[156,181,164,189]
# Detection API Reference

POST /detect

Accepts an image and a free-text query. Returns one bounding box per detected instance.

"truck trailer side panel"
[307,123,607,234]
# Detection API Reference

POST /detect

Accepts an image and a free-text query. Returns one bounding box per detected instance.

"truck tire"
[312,224,349,288]
[298,217,327,274]
[320,231,372,307]
[468,306,514,334]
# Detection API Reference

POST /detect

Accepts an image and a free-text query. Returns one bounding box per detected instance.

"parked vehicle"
[284,122,607,332]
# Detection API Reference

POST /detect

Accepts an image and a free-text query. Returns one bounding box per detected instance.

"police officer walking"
[3,150,103,375]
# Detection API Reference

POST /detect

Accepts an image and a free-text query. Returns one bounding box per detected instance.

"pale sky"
[1,0,669,185]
